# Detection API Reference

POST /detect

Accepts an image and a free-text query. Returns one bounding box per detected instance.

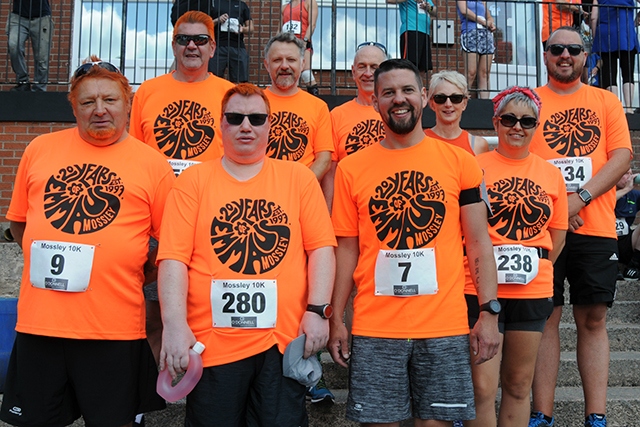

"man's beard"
[550,65,581,84]
[86,125,117,141]
[385,105,420,135]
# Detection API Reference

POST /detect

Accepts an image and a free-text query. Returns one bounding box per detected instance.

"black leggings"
[599,49,637,88]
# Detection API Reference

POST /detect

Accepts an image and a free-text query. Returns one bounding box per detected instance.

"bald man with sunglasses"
[528,26,632,427]
[0,58,173,427]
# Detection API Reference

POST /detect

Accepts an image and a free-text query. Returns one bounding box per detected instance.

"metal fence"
[2,0,640,108]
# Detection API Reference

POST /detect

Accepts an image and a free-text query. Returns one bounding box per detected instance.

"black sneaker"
[11,83,31,92]
[307,85,320,97]
[624,265,640,281]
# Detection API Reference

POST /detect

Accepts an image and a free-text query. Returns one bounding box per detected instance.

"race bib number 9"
[616,218,630,236]
[548,157,592,193]
[282,20,302,34]
[211,279,277,328]
[493,245,539,285]
[30,240,95,292]
[374,248,438,296]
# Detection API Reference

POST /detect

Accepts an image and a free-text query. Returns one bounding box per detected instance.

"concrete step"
[560,301,640,324]
[557,351,640,387]
[560,323,640,352]
[615,279,640,301]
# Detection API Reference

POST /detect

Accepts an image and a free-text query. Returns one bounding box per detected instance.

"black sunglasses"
[357,41,387,55]
[432,94,466,104]
[546,44,584,56]
[174,34,211,46]
[224,113,269,126]
[498,114,538,129]
[73,61,120,79]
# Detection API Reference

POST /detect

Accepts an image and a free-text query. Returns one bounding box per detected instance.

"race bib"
[168,159,200,177]
[374,248,438,296]
[211,279,277,328]
[221,17,239,33]
[493,245,540,285]
[282,20,301,34]
[548,157,593,193]
[417,2,426,14]
[30,240,95,292]
[616,218,630,236]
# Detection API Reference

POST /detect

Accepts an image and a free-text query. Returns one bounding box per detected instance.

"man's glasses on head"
[224,113,269,126]
[174,34,211,46]
[546,44,584,56]
[73,61,121,79]
[357,41,387,55]
[432,94,466,105]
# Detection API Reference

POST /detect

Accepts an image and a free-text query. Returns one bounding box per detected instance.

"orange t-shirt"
[464,150,568,298]
[424,128,475,156]
[330,99,385,162]
[7,128,175,340]
[530,84,632,238]
[541,0,579,43]
[157,158,336,367]
[129,72,235,175]
[264,89,334,167]
[332,137,482,339]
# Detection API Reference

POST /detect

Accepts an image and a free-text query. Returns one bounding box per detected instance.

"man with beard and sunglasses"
[0,57,172,427]
[329,59,500,426]
[157,83,336,426]
[528,27,632,427]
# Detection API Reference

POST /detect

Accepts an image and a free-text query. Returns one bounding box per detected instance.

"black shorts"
[466,295,553,333]
[0,333,165,427]
[400,30,432,71]
[553,233,618,306]
[185,345,307,427]
[617,232,633,265]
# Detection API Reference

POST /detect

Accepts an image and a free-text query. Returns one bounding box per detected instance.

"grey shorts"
[346,335,475,423]
[461,28,495,55]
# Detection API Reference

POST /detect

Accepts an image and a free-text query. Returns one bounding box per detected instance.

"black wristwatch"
[577,188,592,206]
[479,299,501,315]
[307,303,333,319]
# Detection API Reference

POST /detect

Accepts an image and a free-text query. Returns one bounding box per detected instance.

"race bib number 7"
[374,248,438,296]
[30,240,95,292]
[211,279,277,328]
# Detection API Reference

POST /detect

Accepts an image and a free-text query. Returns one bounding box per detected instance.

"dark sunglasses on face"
[174,34,211,46]
[224,113,269,126]
[546,44,584,56]
[432,94,466,104]
[73,61,120,79]
[357,41,388,55]
[498,114,538,129]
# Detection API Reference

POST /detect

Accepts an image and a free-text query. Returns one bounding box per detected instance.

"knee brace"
[300,69,314,84]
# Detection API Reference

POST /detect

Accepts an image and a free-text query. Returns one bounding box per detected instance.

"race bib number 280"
[211,279,277,328]
[30,240,95,292]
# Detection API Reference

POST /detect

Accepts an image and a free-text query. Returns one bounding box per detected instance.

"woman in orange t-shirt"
[281,0,319,95]
[425,70,489,156]
[464,87,568,427]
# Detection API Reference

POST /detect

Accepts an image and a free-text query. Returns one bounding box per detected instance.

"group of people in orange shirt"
[0,12,632,427]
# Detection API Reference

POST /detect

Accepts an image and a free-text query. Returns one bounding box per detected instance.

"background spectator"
[210,0,254,83]
[457,0,495,99]
[281,0,320,95]
[591,0,639,113]
[8,0,53,91]
[170,0,213,26]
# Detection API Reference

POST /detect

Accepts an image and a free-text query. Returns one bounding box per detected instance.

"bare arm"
[472,135,490,155]
[590,0,599,36]
[309,151,332,180]
[9,221,26,250]
[158,259,195,378]
[461,201,500,364]
[300,245,335,358]
[306,0,319,39]
[548,228,566,265]
[241,19,254,34]
[320,160,338,214]
[457,0,487,25]
[328,236,358,367]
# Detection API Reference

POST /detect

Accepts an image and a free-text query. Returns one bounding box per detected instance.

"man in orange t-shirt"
[157,84,336,426]
[0,60,172,427]
[321,42,387,210]
[329,59,499,425]
[529,28,631,427]
[263,32,333,181]
[541,0,583,47]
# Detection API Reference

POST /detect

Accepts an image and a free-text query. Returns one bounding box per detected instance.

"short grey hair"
[264,32,305,59]
[428,70,468,101]
[493,87,541,119]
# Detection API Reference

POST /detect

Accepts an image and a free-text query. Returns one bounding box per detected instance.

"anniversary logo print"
[488,177,551,240]
[542,107,600,157]
[210,199,291,274]
[153,100,215,159]
[345,119,385,155]
[266,111,309,161]
[44,164,124,234]
[369,171,446,249]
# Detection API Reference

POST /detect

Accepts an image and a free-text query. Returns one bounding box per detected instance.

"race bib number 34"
[211,279,277,328]
[374,248,438,296]
[30,240,95,292]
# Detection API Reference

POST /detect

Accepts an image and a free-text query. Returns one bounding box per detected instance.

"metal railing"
[1,0,640,108]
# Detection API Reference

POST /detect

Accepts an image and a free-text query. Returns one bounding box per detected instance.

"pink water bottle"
[156,341,205,402]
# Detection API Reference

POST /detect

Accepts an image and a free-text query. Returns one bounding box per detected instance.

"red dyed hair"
[68,55,132,108]
[220,83,271,118]
[173,10,215,41]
